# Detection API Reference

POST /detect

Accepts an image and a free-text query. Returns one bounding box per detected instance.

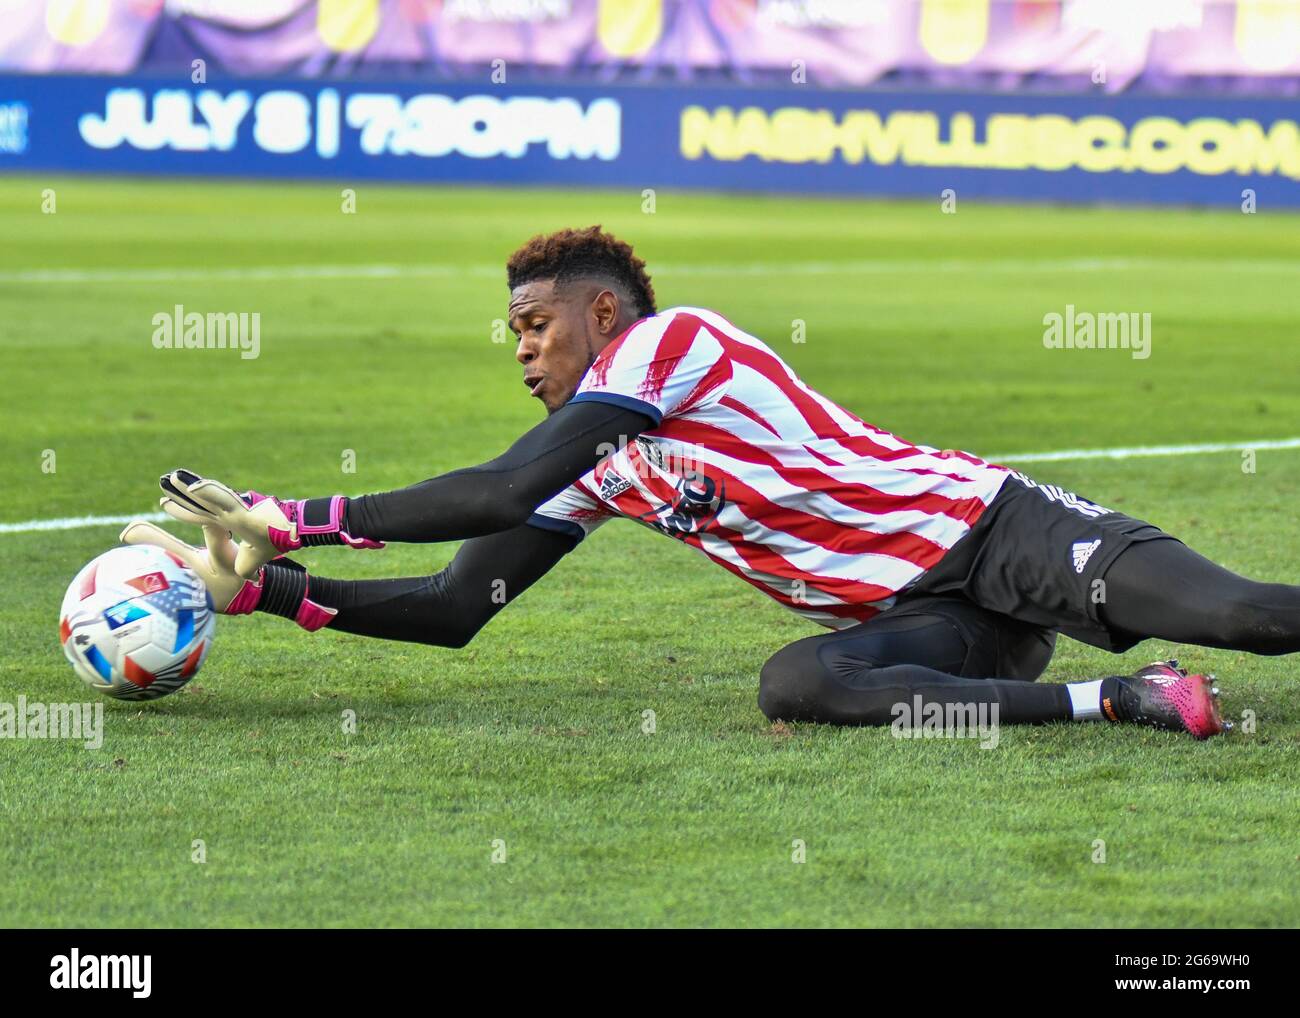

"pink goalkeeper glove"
[158,468,383,579]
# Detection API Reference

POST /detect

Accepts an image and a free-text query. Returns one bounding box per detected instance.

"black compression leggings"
[1100,538,1300,655]
[758,597,1070,725]
[759,538,1300,726]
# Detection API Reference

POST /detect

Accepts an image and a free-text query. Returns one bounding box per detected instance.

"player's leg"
[758,596,1070,726]
[914,472,1296,668]
[758,594,1226,736]
[1099,538,1300,654]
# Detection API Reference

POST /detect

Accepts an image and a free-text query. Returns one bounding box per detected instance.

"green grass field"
[1,176,1298,927]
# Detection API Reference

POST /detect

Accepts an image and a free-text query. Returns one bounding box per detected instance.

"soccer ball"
[59,545,216,700]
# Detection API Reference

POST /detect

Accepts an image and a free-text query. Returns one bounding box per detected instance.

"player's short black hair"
[506,225,657,317]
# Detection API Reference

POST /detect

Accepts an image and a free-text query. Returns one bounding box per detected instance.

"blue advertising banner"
[2,74,1300,207]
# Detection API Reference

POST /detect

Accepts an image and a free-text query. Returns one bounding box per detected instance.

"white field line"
[987,436,1300,463]
[3,437,1298,536]
[2,257,1299,286]
[0,511,168,535]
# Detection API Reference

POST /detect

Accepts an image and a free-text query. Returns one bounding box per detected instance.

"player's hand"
[158,468,384,579]
[119,520,263,615]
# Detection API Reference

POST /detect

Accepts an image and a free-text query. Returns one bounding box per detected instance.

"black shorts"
[904,470,1180,653]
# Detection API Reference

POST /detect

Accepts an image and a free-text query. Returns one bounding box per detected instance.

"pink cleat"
[1114,660,1230,740]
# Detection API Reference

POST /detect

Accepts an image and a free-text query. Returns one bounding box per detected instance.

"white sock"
[1067,679,1105,721]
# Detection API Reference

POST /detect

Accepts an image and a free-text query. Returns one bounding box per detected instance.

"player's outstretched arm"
[285,523,579,647]
[343,400,650,543]
[159,400,649,578]
[122,517,578,647]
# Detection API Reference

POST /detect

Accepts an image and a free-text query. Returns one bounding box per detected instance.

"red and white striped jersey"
[528,307,1010,629]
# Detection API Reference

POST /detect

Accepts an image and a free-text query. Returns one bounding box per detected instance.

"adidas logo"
[1071,538,1101,574]
[599,471,632,500]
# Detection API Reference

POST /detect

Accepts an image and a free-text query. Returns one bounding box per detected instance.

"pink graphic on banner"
[2,1,1298,93]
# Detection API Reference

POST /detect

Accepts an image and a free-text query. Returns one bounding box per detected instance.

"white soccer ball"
[59,545,216,700]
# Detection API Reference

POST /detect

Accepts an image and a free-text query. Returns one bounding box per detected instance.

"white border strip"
[4,436,1297,535]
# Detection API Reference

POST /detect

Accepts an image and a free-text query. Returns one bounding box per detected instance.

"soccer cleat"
[1115,660,1228,739]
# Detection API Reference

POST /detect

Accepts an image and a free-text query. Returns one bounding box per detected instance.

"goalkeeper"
[123,227,1300,739]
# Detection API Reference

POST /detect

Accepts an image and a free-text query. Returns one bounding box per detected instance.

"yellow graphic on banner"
[46,0,110,47]
[1235,0,1300,72]
[319,0,380,54]
[598,0,663,58]
[918,0,989,66]
[680,105,1300,181]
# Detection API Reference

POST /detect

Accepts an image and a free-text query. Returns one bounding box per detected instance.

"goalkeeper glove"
[158,468,383,579]
[119,520,337,631]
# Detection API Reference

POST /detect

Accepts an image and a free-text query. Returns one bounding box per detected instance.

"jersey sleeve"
[526,476,613,543]
[569,310,732,426]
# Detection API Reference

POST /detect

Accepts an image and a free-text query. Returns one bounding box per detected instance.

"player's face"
[508,279,610,414]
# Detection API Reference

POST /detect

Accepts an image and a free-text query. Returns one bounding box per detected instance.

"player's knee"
[1000,625,1056,682]
[758,643,815,721]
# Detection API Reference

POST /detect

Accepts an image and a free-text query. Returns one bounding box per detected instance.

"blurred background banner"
[2,1,1300,205]
[6,0,1300,92]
